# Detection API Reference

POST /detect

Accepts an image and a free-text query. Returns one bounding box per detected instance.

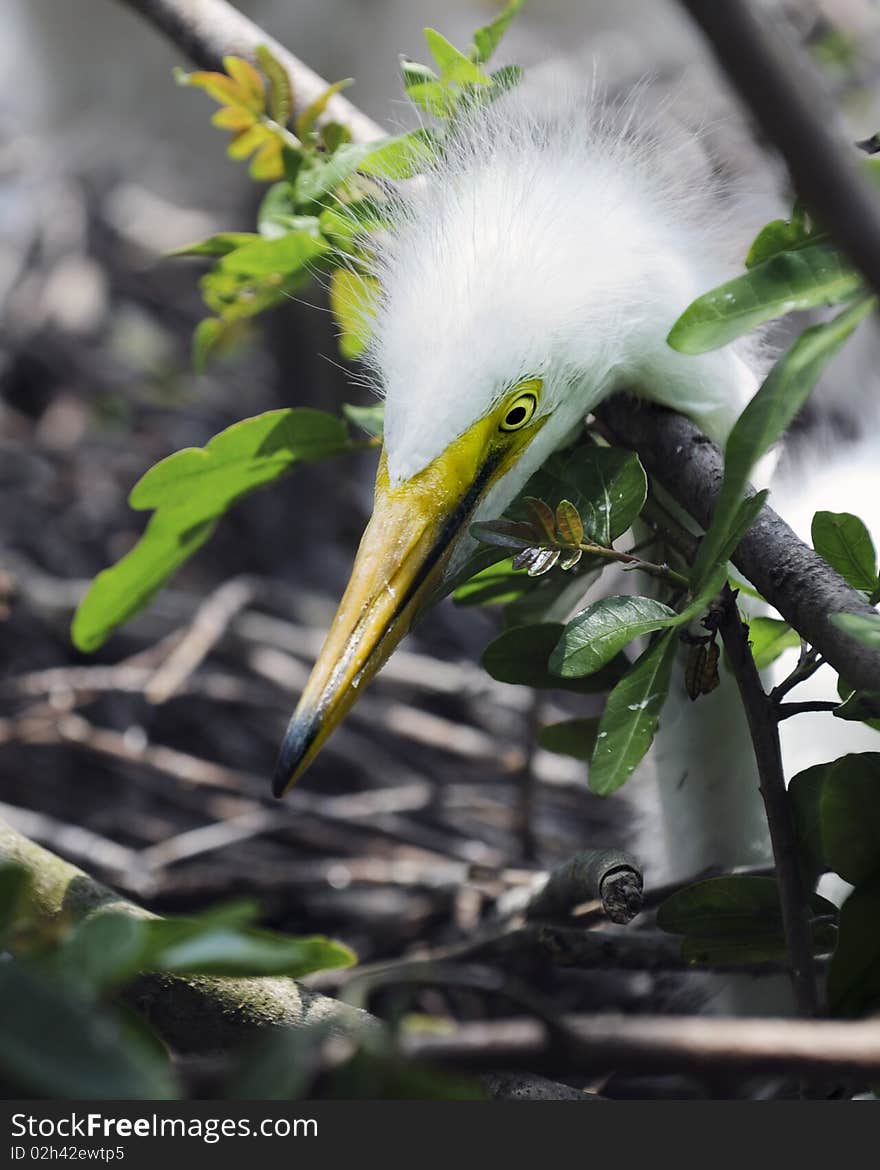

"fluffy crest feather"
[359,84,772,487]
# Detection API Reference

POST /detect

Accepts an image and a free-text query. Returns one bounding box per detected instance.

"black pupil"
[506,404,527,427]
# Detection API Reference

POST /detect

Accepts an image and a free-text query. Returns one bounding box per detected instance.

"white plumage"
[367,87,767,507]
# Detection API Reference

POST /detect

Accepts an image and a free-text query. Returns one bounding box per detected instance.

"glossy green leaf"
[471,0,526,64]
[657,874,835,937]
[667,242,864,354]
[72,410,351,651]
[820,753,880,885]
[551,595,677,678]
[452,558,529,607]
[143,921,355,979]
[747,616,801,669]
[589,630,677,796]
[812,511,878,592]
[537,718,600,761]
[828,874,880,1017]
[220,226,327,276]
[558,446,647,545]
[745,205,824,268]
[690,298,875,592]
[481,623,627,693]
[789,761,830,882]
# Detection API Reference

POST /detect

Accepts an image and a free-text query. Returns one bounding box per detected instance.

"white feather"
[364,85,771,501]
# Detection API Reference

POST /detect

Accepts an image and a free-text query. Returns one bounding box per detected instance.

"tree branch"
[678,0,880,300]
[597,397,880,696]
[402,1012,880,1082]
[0,819,377,1053]
[716,589,819,1017]
[112,0,384,143]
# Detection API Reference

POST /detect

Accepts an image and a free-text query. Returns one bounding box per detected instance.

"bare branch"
[112,0,384,144]
[597,397,880,696]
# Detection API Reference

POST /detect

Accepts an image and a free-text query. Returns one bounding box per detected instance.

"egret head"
[272,89,763,795]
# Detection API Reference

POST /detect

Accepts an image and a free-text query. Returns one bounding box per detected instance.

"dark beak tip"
[271,711,320,798]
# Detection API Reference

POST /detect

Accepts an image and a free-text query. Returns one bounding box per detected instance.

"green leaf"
[554,499,583,546]
[424,28,492,86]
[551,595,677,679]
[658,875,835,937]
[690,298,875,591]
[342,402,384,438]
[144,921,355,979]
[820,752,880,885]
[667,242,865,354]
[294,141,381,205]
[405,79,457,118]
[589,630,678,796]
[747,616,801,669]
[169,232,261,258]
[481,623,627,693]
[357,130,435,180]
[471,0,525,64]
[192,317,232,373]
[745,205,824,268]
[295,78,353,140]
[812,511,878,592]
[834,686,880,729]
[255,44,293,125]
[329,269,380,359]
[789,761,830,882]
[537,718,600,761]
[220,226,327,276]
[0,963,176,1099]
[452,557,530,607]
[72,410,351,651]
[832,611,880,649]
[828,874,880,1017]
[257,185,321,240]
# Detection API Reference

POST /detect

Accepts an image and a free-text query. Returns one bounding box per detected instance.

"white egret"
[272,88,770,797]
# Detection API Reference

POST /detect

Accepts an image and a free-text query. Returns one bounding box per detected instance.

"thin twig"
[776,700,840,721]
[717,588,819,1017]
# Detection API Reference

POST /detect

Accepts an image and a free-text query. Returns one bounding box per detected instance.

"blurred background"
[2,0,880,1084]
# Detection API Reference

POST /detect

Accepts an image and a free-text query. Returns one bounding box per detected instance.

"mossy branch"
[0,819,377,1053]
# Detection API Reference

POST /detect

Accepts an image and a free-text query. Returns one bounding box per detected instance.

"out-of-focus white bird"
[273,87,770,796]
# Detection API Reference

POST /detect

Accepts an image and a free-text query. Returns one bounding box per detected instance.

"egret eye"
[499,390,538,432]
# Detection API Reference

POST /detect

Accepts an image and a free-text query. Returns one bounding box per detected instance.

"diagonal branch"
[113,0,384,143]
[597,396,880,696]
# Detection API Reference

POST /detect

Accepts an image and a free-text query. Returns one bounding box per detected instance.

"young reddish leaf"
[555,499,584,547]
[522,497,556,542]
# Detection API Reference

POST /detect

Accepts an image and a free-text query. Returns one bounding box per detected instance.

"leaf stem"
[576,542,690,589]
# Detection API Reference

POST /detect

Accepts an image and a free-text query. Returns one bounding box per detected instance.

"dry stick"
[0,818,378,1051]
[402,1013,880,1081]
[113,0,384,144]
[717,588,819,1018]
[597,398,880,696]
[678,0,880,300]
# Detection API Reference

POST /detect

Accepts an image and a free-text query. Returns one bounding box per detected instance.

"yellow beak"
[272,416,502,796]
